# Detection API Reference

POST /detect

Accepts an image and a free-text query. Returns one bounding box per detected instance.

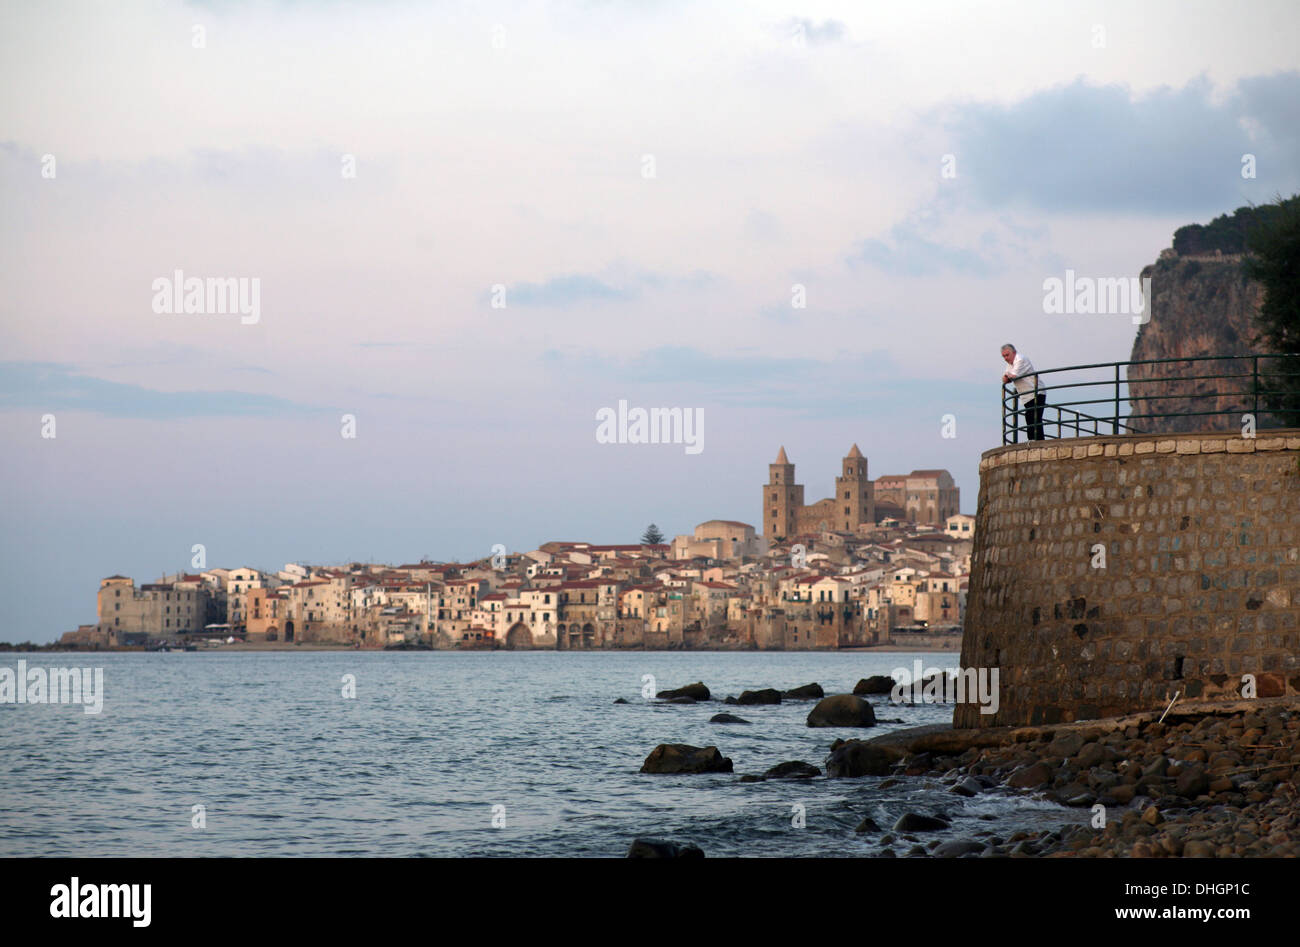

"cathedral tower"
[764,446,803,540]
[835,443,874,530]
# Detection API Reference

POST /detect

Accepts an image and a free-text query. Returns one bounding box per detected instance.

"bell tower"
[835,443,873,530]
[764,446,802,540]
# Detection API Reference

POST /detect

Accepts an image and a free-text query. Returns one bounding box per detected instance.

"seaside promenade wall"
[956,429,1300,728]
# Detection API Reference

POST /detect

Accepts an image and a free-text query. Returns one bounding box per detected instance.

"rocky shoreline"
[853,696,1299,857]
[632,678,1298,857]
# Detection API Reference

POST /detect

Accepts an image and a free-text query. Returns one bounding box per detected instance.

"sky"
[2,0,1299,640]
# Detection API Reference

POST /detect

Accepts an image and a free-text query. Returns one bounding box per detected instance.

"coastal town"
[59,447,972,651]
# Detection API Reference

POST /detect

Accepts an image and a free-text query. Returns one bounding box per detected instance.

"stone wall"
[956,430,1300,728]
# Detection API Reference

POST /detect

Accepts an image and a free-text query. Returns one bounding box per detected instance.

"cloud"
[781,17,848,46]
[0,362,319,419]
[541,343,993,422]
[942,73,1300,215]
[850,222,1001,277]
[499,269,719,307]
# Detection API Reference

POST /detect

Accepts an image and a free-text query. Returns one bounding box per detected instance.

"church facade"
[762,446,959,539]
[763,445,874,540]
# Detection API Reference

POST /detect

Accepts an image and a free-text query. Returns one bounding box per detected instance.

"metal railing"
[1001,354,1300,445]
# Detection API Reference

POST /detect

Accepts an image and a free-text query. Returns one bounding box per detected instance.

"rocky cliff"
[1127,246,1267,434]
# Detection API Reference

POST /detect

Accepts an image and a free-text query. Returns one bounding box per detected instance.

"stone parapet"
[957,429,1300,727]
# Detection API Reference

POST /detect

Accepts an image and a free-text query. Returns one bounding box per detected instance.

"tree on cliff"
[641,524,664,545]
[1245,194,1300,425]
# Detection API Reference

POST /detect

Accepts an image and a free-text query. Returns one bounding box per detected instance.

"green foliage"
[1246,196,1300,426]
[641,523,665,545]
[1173,200,1296,256]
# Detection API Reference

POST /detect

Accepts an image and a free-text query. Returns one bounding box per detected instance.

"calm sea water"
[0,651,1077,857]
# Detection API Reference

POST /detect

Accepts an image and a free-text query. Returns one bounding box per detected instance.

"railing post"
[1114,363,1120,435]
[1004,387,1016,444]
[1253,355,1259,424]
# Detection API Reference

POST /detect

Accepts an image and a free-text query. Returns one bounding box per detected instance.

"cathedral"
[762,445,960,539]
[763,445,873,540]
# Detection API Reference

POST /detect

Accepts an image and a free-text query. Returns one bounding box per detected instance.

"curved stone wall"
[956,430,1300,728]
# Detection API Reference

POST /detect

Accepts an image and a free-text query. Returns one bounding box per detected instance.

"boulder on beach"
[1007,761,1053,789]
[825,739,903,777]
[893,812,951,833]
[656,682,710,701]
[640,743,734,774]
[853,675,896,695]
[736,688,782,705]
[933,839,985,858]
[806,694,877,728]
[709,713,751,724]
[762,760,821,780]
[782,683,824,700]
[627,838,705,858]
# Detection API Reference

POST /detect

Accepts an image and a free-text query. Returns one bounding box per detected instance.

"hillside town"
[60,447,973,651]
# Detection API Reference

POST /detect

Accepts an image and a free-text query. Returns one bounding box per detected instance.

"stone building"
[873,470,961,525]
[96,575,211,639]
[671,520,765,560]
[763,445,875,540]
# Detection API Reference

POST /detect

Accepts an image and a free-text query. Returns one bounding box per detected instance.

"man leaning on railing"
[1001,343,1046,441]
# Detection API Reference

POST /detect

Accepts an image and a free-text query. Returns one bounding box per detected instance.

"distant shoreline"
[1,642,961,654]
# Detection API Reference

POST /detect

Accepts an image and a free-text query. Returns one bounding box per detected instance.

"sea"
[0,650,1081,857]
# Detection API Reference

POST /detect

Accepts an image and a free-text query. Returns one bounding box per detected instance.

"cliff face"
[1127,251,1266,434]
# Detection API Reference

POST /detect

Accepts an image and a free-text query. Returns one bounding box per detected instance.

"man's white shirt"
[1005,354,1038,407]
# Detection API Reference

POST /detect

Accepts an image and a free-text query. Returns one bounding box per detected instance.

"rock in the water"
[613,698,629,704]
[1175,764,1209,798]
[853,675,896,695]
[782,683,824,700]
[933,839,985,858]
[892,672,957,703]
[807,694,877,727]
[893,813,951,833]
[656,682,710,701]
[666,696,696,704]
[763,760,821,780]
[1007,762,1053,789]
[627,838,705,858]
[894,811,956,832]
[825,739,903,777]
[950,777,983,797]
[723,696,739,705]
[709,713,751,724]
[855,817,881,834]
[641,743,733,774]
[736,688,782,705]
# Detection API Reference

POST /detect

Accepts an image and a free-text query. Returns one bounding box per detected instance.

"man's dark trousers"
[1023,392,1046,441]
